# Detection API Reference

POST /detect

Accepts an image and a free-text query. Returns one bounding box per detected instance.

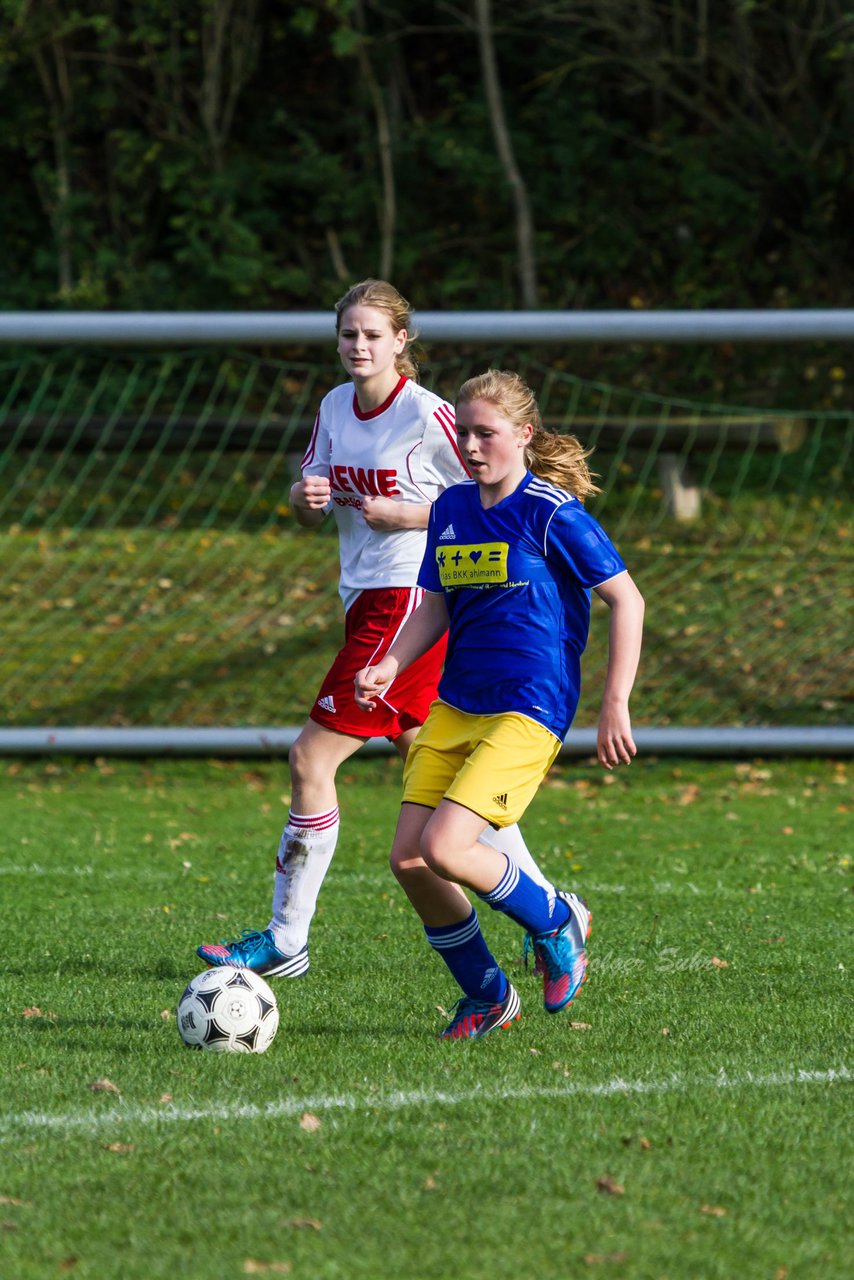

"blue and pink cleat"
[196,928,309,979]
[525,892,591,1013]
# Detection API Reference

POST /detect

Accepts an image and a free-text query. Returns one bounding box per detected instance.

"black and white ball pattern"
[177,967,279,1053]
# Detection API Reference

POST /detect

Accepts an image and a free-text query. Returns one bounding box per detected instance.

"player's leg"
[403,704,564,913]
[477,821,552,888]
[196,587,411,977]
[195,721,365,977]
[389,802,520,1040]
[412,709,591,1014]
[394,725,550,889]
[263,591,433,966]
[422,797,590,1015]
[422,797,564,919]
[266,719,368,960]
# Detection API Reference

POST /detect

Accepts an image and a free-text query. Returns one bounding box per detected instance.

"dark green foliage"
[1,0,852,318]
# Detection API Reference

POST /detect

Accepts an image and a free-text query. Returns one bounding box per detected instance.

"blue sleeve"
[417,502,443,592]
[545,502,626,588]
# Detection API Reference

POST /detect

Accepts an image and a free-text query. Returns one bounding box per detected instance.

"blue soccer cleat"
[196,929,309,978]
[438,983,521,1039]
[524,892,591,1013]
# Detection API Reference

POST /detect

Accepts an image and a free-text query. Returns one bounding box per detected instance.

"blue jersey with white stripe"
[418,472,626,739]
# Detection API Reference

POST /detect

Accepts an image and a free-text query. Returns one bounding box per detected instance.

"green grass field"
[1,754,851,1280]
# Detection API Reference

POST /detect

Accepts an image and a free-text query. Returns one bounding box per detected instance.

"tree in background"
[0,0,851,312]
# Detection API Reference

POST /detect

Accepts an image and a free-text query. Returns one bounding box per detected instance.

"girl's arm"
[592,571,645,769]
[289,485,430,531]
[355,590,449,709]
[361,496,430,531]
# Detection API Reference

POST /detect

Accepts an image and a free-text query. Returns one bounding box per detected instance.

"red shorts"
[309,587,446,741]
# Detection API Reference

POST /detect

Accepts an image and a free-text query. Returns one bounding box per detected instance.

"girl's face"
[337,304,406,383]
[455,398,532,498]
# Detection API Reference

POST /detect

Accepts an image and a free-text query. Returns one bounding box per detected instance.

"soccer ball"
[177,967,279,1053]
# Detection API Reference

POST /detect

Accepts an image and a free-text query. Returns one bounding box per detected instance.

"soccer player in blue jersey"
[355,370,644,1039]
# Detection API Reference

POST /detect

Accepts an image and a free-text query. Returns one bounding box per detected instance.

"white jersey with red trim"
[301,376,468,610]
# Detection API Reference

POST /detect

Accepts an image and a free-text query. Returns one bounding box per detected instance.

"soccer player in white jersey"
[355,370,644,1039]
[196,283,550,978]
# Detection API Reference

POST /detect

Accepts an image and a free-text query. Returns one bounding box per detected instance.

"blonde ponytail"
[525,426,599,500]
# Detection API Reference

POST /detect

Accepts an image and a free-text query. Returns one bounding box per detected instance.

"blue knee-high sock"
[477,854,570,935]
[424,908,507,1003]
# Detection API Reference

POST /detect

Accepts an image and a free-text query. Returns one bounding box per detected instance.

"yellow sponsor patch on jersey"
[435,542,509,587]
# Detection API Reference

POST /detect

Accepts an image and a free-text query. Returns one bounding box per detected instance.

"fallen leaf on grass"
[700,1204,727,1217]
[58,1257,78,1272]
[159,1093,173,1104]
[299,1112,321,1132]
[102,1143,135,1154]
[422,1176,438,1191]
[88,1079,121,1095]
[596,1176,625,1196]
[243,1262,291,1275]
[284,1217,322,1231]
[710,957,730,969]
[22,1007,55,1019]
[160,1009,173,1020]
[569,1021,592,1031]
[0,1197,31,1207]
[584,1253,629,1266]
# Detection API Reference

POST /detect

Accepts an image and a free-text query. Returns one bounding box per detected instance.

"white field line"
[1,1067,849,1140]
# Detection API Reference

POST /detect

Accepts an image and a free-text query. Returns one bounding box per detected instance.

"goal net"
[1,347,850,730]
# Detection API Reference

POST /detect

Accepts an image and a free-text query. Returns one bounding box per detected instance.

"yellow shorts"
[402,701,562,828]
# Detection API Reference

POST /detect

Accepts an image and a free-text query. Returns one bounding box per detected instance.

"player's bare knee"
[287,734,329,791]
[388,843,407,880]
[419,831,457,880]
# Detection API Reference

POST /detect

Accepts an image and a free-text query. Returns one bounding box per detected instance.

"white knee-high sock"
[268,807,340,953]
[478,823,551,889]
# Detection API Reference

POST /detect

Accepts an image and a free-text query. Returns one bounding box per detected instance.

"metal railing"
[2,309,854,345]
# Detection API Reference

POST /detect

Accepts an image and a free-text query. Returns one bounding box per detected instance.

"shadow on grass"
[19,629,340,729]
[11,957,141,975]
[287,1020,414,1041]
[22,621,826,729]
[17,1015,160,1044]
